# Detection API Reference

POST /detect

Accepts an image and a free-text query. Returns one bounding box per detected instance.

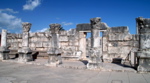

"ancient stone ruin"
[1,17,150,72]
[47,24,62,66]
[18,22,32,62]
[0,29,10,60]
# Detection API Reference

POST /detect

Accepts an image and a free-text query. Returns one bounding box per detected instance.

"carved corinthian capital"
[90,17,101,29]
[22,22,32,32]
[49,24,61,34]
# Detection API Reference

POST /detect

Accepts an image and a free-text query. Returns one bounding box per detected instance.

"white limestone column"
[1,29,7,47]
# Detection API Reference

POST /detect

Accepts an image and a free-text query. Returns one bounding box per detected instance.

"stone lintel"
[109,26,129,33]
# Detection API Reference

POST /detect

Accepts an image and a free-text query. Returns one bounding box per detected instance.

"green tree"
[59,27,65,31]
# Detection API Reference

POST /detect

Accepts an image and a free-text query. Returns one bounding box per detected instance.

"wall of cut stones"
[102,26,139,62]
[86,26,139,63]
[7,29,80,57]
[6,22,139,62]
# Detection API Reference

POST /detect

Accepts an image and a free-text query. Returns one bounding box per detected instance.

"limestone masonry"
[1,17,150,72]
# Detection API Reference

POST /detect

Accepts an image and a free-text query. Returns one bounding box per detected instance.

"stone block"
[140,34,150,49]
[29,33,36,37]
[108,47,120,53]
[29,43,36,48]
[109,26,129,33]
[19,43,22,47]
[118,42,130,46]
[13,43,18,48]
[67,29,76,35]
[18,34,22,38]
[36,42,43,47]
[102,52,108,59]
[30,48,36,50]
[76,23,91,31]
[130,51,137,67]
[36,48,44,51]
[18,39,22,42]
[132,35,139,41]
[109,33,132,41]
[42,42,51,47]
[40,37,49,42]
[124,34,132,40]
[102,37,108,51]
[133,41,139,47]
[60,42,68,46]
[31,37,38,42]
[120,53,128,59]
[120,47,131,54]
[59,36,68,41]
[60,31,67,35]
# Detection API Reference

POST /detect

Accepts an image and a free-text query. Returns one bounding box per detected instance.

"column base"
[0,47,10,60]
[47,54,62,66]
[137,51,150,72]
[18,47,32,62]
[87,62,102,69]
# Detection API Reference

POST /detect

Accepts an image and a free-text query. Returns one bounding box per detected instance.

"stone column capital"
[49,23,61,34]
[90,17,101,29]
[22,22,32,32]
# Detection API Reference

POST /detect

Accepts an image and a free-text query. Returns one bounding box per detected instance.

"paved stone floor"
[0,60,150,83]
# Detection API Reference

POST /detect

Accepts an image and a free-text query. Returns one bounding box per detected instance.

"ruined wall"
[6,24,139,62]
[7,33,22,50]
[102,26,139,62]
[7,29,80,57]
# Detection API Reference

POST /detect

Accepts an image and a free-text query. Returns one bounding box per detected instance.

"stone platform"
[0,60,150,83]
[1,57,136,72]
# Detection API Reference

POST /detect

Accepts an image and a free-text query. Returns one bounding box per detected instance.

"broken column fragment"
[18,22,32,62]
[87,17,102,69]
[47,24,62,66]
[136,17,150,72]
[0,29,10,60]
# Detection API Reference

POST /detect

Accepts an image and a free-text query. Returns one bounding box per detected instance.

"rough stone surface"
[136,17,150,72]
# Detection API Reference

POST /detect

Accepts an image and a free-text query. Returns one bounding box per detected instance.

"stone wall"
[5,19,140,62]
[7,29,81,57]
[102,26,139,62]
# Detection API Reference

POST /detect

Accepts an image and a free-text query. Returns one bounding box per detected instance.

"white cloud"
[0,8,22,33]
[0,8,18,13]
[35,28,48,32]
[61,22,73,26]
[23,0,41,11]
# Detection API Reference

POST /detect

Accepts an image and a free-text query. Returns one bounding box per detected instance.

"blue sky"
[0,0,150,34]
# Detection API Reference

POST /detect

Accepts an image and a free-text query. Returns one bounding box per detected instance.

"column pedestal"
[18,47,32,62]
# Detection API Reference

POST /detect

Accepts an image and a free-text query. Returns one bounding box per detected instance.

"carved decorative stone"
[49,24,61,34]
[22,22,31,32]
[0,29,10,60]
[18,22,32,62]
[136,17,150,72]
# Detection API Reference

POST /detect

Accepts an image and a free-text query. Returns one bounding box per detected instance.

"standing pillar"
[0,29,10,60]
[87,17,102,69]
[136,17,150,72]
[18,22,32,62]
[79,32,87,59]
[47,24,62,66]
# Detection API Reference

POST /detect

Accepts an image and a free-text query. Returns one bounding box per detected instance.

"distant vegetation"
[44,27,65,32]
